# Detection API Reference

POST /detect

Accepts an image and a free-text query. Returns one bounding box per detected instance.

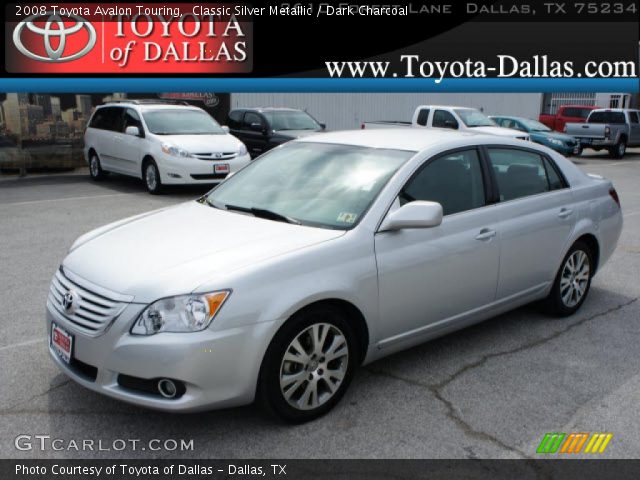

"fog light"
[158,379,178,398]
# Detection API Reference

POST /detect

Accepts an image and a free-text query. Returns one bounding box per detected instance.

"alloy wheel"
[279,323,349,411]
[560,250,590,308]
[145,164,157,191]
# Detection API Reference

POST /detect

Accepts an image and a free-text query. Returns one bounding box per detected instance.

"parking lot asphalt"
[1,149,640,460]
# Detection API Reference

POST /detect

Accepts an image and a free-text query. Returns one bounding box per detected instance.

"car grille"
[48,268,132,336]
[193,152,237,161]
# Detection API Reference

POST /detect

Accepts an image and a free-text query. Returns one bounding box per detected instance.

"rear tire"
[258,305,358,423]
[89,153,107,181]
[143,160,163,194]
[609,139,626,159]
[542,240,594,317]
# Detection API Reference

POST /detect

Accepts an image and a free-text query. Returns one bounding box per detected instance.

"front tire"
[143,160,163,194]
[543,241,593,317]
[89,153,107,181]
[258,305,358,423]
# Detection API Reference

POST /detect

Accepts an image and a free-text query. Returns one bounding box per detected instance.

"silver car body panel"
[48,129,622,411]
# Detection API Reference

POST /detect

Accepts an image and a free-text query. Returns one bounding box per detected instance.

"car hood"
[469,126,526,138]
[274,129,323,139]
[154,133,242,153]
[532,131,575,142]
[63,201,344,302]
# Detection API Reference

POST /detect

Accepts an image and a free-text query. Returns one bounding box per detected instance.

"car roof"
[417,105,475,110]
[232,107,302,113]
[296,128,497,151]
[97,103,202,111]
[491,115,530,121]
[591,108,638,113]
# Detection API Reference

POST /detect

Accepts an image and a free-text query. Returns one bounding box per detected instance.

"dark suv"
[226,107,325,158]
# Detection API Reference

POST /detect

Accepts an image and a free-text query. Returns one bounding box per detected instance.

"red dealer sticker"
[5,3,252,73]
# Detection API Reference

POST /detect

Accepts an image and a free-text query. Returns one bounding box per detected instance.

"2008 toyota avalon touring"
[47,129,622,422]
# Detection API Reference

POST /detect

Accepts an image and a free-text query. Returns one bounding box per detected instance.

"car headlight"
[131,290,230,335]
[549,138,564,146]
[237,142,248,156]
[161,143,193,158]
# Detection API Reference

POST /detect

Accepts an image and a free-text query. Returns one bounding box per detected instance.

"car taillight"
[609,188,620,208]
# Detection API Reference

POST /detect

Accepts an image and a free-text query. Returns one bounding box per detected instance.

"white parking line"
[0,193,134,207]
[587,161,634,167]
[0,337,44,352]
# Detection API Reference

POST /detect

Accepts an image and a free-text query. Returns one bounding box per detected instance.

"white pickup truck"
[362,105,530,141]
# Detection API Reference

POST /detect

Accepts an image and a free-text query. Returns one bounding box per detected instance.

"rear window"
[562,107,592,119]
[588,111,626,124]
[89,107,123,132]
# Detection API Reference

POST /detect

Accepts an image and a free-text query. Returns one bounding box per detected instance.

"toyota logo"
[62,290,79,313]
[12,12,96,62]
[214,153,223,159]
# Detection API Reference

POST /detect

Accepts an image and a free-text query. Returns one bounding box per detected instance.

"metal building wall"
[230,93,544,131]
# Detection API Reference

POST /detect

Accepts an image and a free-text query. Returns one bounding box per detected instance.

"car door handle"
[558,208,573,219]
[475,228,497,241]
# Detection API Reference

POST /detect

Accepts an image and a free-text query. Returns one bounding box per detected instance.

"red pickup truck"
[539,105,599,132]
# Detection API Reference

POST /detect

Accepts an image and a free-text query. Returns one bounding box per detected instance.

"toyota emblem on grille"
[13,12,97,62]
[214,153,223,159]
[62,290,78,313]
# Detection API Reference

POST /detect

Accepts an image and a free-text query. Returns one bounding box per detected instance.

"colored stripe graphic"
[584,433,613,454]
[537,433,566,454]
[560,433,589,453]
[537,433,613,454]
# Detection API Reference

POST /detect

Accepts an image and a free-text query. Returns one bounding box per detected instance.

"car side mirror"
[221,125,230,133]
[444,120,458,130]
[379,201,443,232]
[319,122,326,130]
[125,126,141,137]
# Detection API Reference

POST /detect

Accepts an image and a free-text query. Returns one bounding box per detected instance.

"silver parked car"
[47,129,622,422]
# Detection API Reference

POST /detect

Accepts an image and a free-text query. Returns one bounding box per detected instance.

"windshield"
[206,142,413,230]
[143,109,225,135]
[520,119,551,132]
[262,111,321,131]
[454,109,496,127]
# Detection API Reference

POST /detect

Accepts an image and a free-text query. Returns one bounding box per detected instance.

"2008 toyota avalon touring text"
[47,129,622,422]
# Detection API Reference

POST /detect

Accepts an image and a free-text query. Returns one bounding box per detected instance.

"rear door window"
[487,148,557,201]
[228,110,243,129]
[415,108,430,126]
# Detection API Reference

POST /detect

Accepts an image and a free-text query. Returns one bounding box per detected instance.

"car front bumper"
[157,153,252,185]
[46,301,278,412]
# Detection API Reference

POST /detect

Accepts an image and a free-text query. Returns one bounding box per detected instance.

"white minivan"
[84,100,252,194]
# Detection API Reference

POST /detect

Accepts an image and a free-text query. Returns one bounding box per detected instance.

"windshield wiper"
[224,204,301,225]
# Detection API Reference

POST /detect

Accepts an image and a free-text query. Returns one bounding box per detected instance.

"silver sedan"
[46,129,622,422]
